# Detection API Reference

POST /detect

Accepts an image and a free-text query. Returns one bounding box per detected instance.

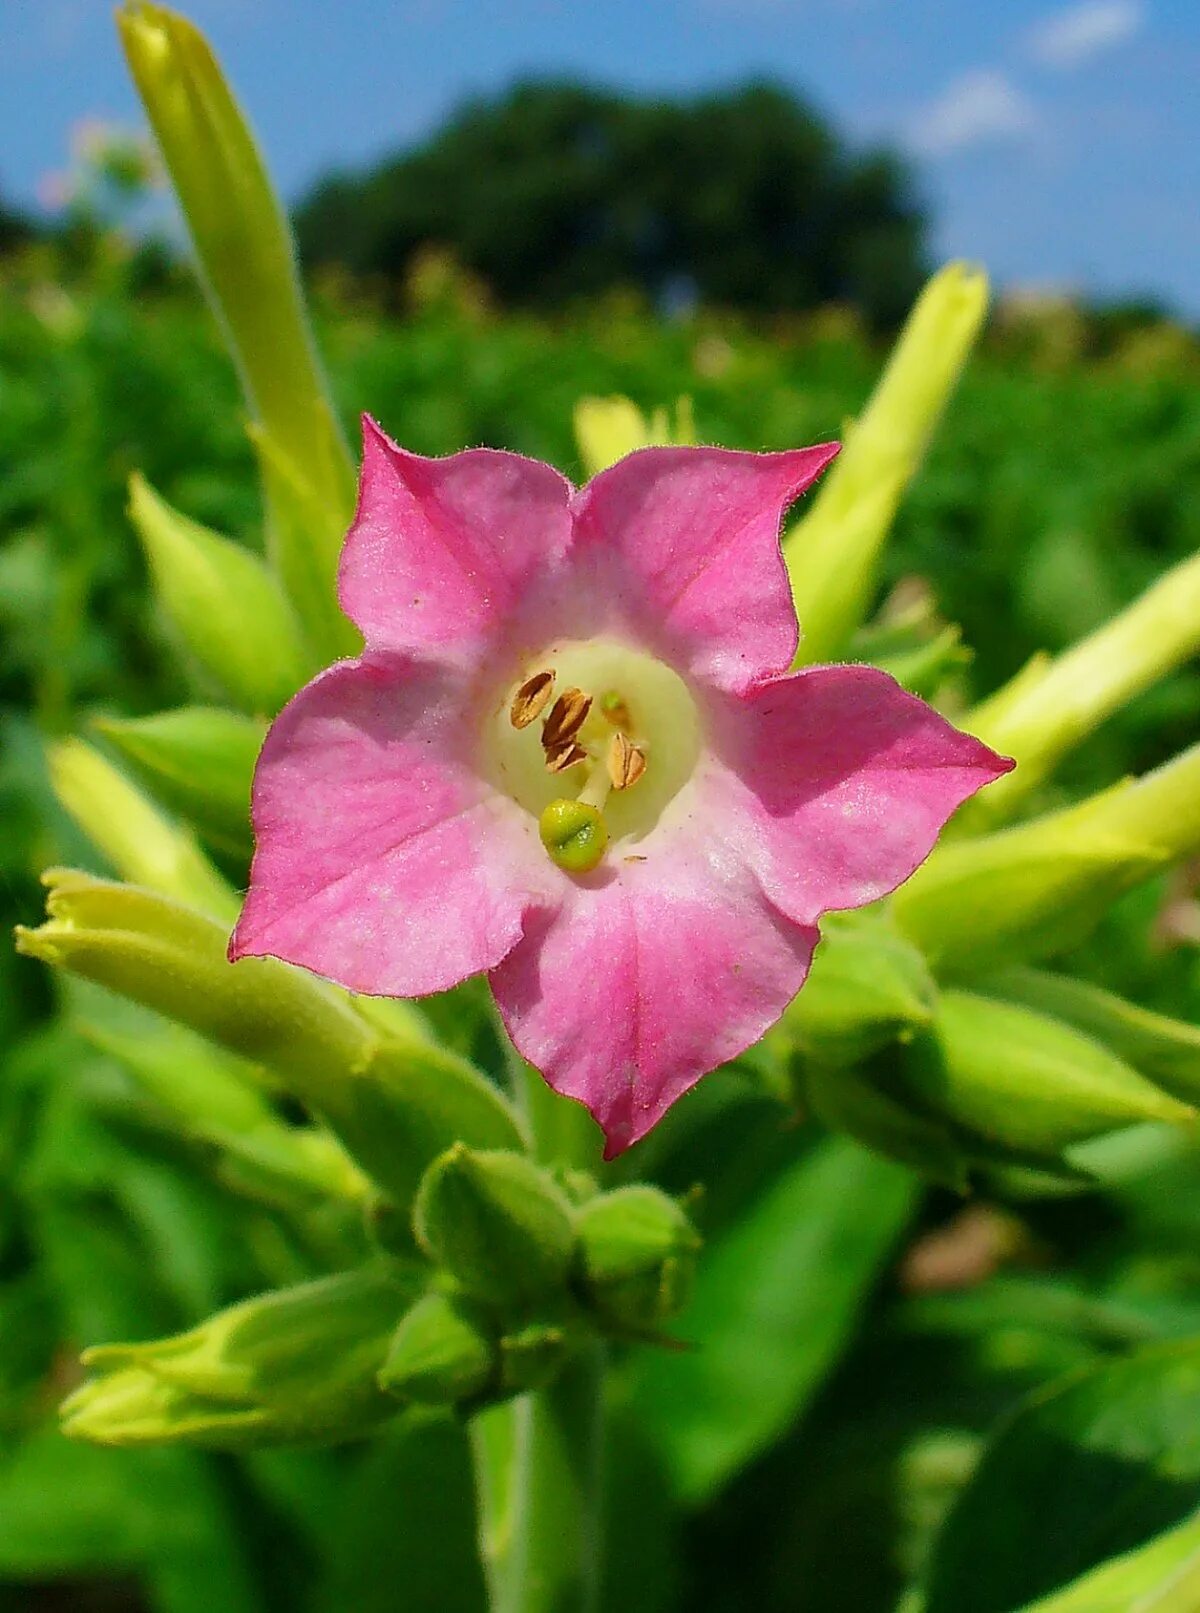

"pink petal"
[569,444,839,693]
[338,419,574,668]
[716,663,1013,927]
[489,828,819,1157]
[229,656,554,995]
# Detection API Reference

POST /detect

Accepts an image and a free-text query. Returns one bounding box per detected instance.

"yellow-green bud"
[414,1146,575,1309]
[573,1186,700,1334]
[785,261,988,662]
[539,799,608,874]
[899,990,1194,1157]
[127,474,311,713]
[61,1264,415,1448]
[573,394,694,479]
[48,738,237,922]
[95,705,265,856]
[378,1291,496,1405]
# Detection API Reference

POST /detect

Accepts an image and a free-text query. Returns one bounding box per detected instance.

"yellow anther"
[545,740,588,774]
[542,687,592,751]
[510,670,555,729]
[606,731,647,791]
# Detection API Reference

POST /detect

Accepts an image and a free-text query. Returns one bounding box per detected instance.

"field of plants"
[2,184,1200,1613]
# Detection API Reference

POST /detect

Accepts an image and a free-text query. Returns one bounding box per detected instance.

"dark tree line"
[294,82,929,329]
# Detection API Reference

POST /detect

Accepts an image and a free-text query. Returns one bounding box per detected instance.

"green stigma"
[539,799,608,874]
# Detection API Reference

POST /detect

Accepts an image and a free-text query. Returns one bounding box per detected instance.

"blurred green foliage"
[2,238,1200,1611]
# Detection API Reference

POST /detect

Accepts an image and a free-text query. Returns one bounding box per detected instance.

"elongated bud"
[48,738,237,922]
[962,547,1200,828]
[128,473,310,714]
[414,1146,575,1309]
[985,967,1200,1110]
[95,706,263,856]
[899,990,1194,1157]
[786,262,988,662]
[117,3,357,659]
[378,1291,496,1406]
[893,747,1200,975]
[783,911,937,1068]
[61,1264,414,1447]
[573,1186,700,1334]
[15,872,524,1207]
[573,394,693,479]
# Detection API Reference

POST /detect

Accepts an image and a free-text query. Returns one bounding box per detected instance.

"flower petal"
[230,656,554,995]
[489,832,819,1157]
[719,663,1013,926]
[338,418,575,667]
[569,444,839,692]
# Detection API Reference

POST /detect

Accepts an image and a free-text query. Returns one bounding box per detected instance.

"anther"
[510,671,555,729]
[542,688,592,750]
[545,741,588,774]
[607,731,647,791]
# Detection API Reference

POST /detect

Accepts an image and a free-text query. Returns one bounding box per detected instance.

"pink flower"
[230,420,1011,1155]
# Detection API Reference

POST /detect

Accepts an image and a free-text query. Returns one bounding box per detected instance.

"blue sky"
[4,0,1198,316]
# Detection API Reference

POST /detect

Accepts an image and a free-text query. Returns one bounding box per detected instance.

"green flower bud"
[573,1186,700,1334]
[378,1291,496,1406]
[16,871,524,1208]
[414,1146,575,1309]
[95,705,264,856]
[963,546,1200,829]
[899,990,1194,1157]
[117,3,357,660]
[783,911,937,1069]
[893,747,1200,976]
[985,967,1200,1110]
[61,1264,416,1448]
[127,474,311,714]
[785,262,988,662]
[539,799,608,874]
[48,737,237,922]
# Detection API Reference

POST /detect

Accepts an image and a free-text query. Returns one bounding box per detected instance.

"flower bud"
[414,1146,575,1309]
[117,3,356,659]
[128,473,310,714]
[573,395,694,479]
[61,1264,415,1447]
[573,1186,700,1334]
[378,1290,496,1405]
[985,967,1200,1109]
[48,737,237,921]
[898,990,1194,1157]
[783,911,936,1068]
[16,871,524,1207]
[893,747,1200,975]
[786,262,988,662]
[963,547,1200,828]
[94,705,264,856]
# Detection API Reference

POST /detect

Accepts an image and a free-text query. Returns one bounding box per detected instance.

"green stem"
[471,1023,608,1612]
[471,1343,606,1613]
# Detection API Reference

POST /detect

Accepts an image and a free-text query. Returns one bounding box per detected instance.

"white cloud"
[907,70,1037,158]
[1027,0,1144,68]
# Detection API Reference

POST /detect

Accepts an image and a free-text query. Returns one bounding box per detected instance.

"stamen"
[545,741,588,774]
[607,731,647,792]
[599,690,633,733]
[542,688,592,750]
[539,799,608,874]
[510,671,555,729]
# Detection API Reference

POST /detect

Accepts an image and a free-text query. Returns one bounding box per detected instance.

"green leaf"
[631,1135,918,1501]
[1013,1510,1200,1612]
[924,1337,1200,1613]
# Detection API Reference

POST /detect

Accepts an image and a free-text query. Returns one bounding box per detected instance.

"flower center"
[484,637,702,870]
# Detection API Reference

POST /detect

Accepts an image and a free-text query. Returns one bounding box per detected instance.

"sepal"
[572,1186,700,1334]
